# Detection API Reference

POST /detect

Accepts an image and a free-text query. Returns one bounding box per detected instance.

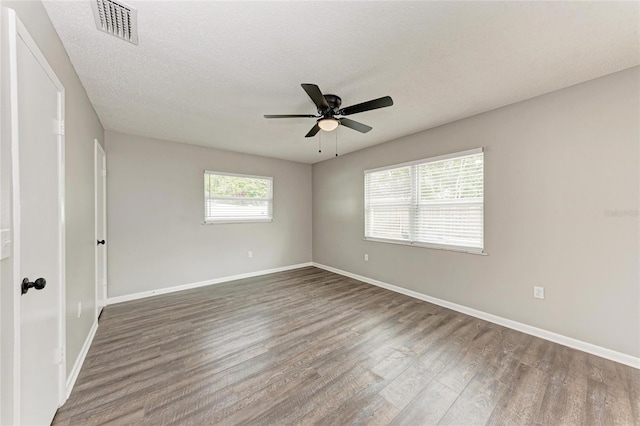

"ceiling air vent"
[91,0,138,45]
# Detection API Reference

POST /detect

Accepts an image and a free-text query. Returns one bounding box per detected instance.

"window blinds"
[364,148,483,252]
[204,172,273,223]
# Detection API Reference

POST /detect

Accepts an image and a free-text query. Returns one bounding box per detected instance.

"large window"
[204,171,273,223]
[364,148,484,253]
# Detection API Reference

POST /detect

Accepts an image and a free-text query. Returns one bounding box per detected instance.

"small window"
[204,171,273,223]
[364,148,484,253]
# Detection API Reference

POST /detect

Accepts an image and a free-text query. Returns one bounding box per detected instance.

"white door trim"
[7,9,67,422]
[94,139,106,319]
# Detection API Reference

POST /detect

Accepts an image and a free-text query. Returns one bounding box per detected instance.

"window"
[204,171,273,223]
[364,148,484,253]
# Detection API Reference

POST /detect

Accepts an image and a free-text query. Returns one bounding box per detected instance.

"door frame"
[94,139,106,318]
[7,8,67,421]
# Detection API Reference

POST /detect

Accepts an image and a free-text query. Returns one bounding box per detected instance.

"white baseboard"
[65,319,98,401]
[106,262,314,305]
[312,262,640,370]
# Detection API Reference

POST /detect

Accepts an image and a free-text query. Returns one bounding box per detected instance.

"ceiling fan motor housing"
[321,94,342,115]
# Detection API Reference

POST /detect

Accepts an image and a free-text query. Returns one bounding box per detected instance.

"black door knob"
[21,277,46,295]
[97,240,105,245]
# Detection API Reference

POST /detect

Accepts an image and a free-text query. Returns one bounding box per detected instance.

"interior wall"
[0,3,7,422]
[105,131,312,298]
[0,3,104,421]
[312,66,640,358]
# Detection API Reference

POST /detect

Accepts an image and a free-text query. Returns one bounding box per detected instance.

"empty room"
[1,1,639,425]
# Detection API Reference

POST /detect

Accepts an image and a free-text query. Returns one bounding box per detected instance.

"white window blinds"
[364,148,484,252]
[204,172,273,223]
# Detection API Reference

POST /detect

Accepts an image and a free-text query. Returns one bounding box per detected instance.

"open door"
[95,139,107,317]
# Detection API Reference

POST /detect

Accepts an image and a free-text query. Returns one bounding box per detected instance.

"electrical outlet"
[248,251,253,258]
[533,286,544,299]
[364,253,369,261]
[77,301,82,318]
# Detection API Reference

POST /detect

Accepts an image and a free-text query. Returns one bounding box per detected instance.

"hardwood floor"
[53,267,640,425]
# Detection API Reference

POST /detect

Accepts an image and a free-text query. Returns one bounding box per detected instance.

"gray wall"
[0,2,104,422]
[0,3,6,421]
[312,67,640,358]
[105,131,312,298]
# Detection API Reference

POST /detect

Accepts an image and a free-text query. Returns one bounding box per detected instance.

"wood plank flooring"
[53,267,640,425]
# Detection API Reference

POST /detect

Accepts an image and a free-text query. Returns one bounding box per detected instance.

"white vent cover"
[91,0,138,45]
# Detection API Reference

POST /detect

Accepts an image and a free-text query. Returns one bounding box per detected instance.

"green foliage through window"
[205,174,270,199]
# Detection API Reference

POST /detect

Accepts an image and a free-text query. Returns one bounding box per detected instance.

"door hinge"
[55,346,65,364]
[57,120,65,136]
[102,169,107,177]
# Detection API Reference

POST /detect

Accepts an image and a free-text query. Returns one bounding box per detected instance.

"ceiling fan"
[264,84,393,138]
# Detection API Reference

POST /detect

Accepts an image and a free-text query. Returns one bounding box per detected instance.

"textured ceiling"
[44,1,639,163]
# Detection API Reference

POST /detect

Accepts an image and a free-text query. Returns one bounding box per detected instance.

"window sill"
[364,237,487,255]
[203,218,273,225]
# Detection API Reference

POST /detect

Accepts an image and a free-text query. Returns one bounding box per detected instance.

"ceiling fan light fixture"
[318,118,339,132]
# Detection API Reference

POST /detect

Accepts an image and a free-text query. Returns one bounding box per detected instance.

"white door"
[95,140,107,316]
[10,11,66,426]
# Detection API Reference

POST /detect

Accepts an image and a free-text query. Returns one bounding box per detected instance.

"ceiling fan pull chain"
[335,127,339,157]
[318,130,322,153]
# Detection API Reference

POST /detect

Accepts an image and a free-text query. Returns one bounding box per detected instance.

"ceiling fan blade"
[264,114,317,118]
[301,84,329,111]
[339,118,372,133]
[305,123,321,138]
[339,96,393,116]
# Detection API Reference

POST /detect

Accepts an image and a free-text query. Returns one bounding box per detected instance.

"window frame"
[203,170,274,224]
[364,148,485,255]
